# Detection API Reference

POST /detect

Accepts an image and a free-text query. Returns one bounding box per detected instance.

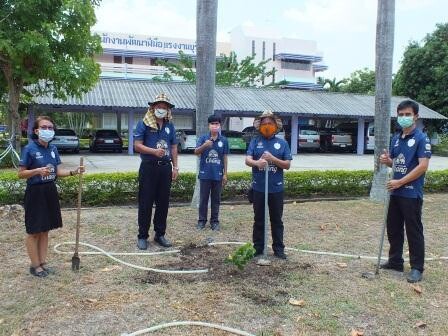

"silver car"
[298,128,320,152]
[52,129,80,153]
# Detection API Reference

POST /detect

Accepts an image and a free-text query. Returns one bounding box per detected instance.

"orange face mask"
[259,124,277,138]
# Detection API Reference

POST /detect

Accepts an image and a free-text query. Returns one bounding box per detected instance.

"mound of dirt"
[138,244,314,287]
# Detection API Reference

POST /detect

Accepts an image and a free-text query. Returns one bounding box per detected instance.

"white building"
[94,27,327,130]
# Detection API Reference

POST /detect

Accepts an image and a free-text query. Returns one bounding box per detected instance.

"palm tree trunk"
[191,0,218,207]
[370,0,395,202]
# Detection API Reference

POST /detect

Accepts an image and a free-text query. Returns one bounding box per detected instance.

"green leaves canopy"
[393,23,448,119]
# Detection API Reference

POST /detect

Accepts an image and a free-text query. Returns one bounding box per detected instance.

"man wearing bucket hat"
[245,110,292,259]
[134,93,179,250]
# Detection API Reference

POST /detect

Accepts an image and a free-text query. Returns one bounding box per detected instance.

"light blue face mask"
[38,129,55,142]
[397,116,414,129]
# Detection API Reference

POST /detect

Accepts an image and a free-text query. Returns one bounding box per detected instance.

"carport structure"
[28,78,445,155]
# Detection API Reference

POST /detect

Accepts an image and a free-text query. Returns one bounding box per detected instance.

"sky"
[94,0,447,79]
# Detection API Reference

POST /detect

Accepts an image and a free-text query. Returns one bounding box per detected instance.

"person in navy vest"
[134,93,179,250]
[245,110,292,259]
[379,100,431,283]
[18,116,84,277]
[194,115,229,231]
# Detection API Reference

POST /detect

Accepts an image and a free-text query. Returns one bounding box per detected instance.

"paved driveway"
[59,151,448,174]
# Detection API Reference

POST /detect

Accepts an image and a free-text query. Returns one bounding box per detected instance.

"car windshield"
[184,130,195,135]
[96,130,119,137]
[55,129,76,136]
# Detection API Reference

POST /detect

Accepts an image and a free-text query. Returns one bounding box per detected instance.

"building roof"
[31,78,446,120]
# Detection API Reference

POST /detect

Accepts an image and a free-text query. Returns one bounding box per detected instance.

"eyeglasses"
[39,126,54,130]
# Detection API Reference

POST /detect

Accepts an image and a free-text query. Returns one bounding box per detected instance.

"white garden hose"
[121,321,255,336]
[53,241,447,276]
[54,242,208,274]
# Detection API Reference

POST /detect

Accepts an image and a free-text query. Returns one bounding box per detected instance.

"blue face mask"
[38,129,55,142]
[397,116,414,129]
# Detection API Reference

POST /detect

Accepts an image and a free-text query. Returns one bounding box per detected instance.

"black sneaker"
[379,261,404,272]
[210,222,220,231]
[407,269,423,283]
[137,239,148,250]
[154,235,172,248]
[29,266,48,278]
[197,221,206,230]
[274,251,287,260]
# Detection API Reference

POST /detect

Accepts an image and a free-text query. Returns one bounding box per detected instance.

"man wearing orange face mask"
[194,115,229,230]
[245,110,292,259]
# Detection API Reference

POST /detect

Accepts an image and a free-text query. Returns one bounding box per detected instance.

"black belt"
[143,160,171,166]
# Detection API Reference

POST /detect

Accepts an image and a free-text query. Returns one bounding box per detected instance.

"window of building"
[251,40,255,57]
[124,57,133,64]
[149,58,156,66]
[113,55,122,64]
[280,60,311,71]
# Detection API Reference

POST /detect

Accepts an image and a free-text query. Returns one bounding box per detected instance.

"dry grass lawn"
[1,194,447,335]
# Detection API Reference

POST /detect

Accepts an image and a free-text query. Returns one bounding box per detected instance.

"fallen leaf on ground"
[100,265,122,272]
[81,276,96,284]
[319,224,327,231]
[410,284,422,294]
[415,321,427,328]
[350,329,364,336]
[0,319,4,325]
[430,301,440,308]
[289,298,305,307]
[85,298,98,303]
[336,262,348,268]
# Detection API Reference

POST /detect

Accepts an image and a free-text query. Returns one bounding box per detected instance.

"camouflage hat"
[148,93,175,108]
[253,110,282,131]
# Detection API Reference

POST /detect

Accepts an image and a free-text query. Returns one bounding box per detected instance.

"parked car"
[52,128,80,153]
[89,129,123,153]
[298,127,320,152]
[319,128,353,152]
[221,130,246,152]
[334,121,375,152]
[176,129,197,153]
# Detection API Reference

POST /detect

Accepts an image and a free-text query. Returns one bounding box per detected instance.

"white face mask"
[154,108,168,119]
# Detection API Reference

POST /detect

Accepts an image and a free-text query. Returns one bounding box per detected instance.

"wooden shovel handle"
[74,157,83,256]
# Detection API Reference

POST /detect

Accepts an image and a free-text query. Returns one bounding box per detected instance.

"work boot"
[154,235,172,248]
[197,221,206,230]
[407,269,423,283]
[379,261,404,272]
[210,221,220,231]
[137,238,148,250]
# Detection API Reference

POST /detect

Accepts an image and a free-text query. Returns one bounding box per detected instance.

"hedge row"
[0,170,447,206]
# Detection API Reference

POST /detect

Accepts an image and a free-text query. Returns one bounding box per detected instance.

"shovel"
[257,164,271,266]
[72,157,84,272]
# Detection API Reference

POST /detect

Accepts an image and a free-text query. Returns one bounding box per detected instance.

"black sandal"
[40,263,56,275]
[29,266,48,278]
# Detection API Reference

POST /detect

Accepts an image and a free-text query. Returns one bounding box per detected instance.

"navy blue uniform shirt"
[19,141,61,185]
[390,128,431,199]
[197,133,229,181]
[247,135,292,193]
[134,120,178,161]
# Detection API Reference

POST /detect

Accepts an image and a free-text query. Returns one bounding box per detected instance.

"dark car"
[52,129,80,153]
[89,129,123,153]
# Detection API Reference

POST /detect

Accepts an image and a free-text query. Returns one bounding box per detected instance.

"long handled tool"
[257,165,271,266]
[72,157,84,271]
[362,161,393,279]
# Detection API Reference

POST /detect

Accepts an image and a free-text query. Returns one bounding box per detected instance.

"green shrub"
[1,169,447,206]
[225,243,256,270]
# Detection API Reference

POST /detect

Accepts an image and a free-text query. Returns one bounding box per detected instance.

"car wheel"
[74,148,79,154]
[117,148,123,153]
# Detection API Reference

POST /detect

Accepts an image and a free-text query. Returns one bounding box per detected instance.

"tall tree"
[0,0,101,151]
[393,23,448,121]
[192,0,218,207]
[317,77,347,92]
[370,0,395,202]
[341,68,376,95]
[155,50,273,87]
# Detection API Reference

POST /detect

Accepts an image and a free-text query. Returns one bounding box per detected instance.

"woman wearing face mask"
[194,115,229,230]
[18,116,84,277]
[245,110,292,259]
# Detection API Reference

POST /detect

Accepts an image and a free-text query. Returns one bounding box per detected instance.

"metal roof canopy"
[30,78,446,120]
